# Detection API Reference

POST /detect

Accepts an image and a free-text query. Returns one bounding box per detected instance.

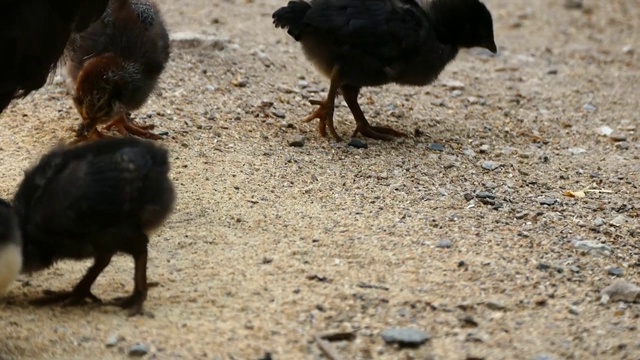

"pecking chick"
[66,0,170,142]
[13,137,175,315]
[0,200,22,296]
[273,0,497,141]
[0,0,110,114]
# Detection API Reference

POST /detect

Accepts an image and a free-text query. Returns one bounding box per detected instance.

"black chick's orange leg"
[71,122,115,144]
[104,114,162,140]
[303,66,342,141]
[342,86,407,141]
[111,235,149,316]
[31,254,113,306]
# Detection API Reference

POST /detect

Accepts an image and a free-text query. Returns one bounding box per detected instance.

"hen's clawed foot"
[303,98,341,141]
[31,289,102,307]
[104,115,162,140]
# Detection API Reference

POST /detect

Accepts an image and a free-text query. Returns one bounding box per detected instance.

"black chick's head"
[430,0,497,53]
[73,53,132,126]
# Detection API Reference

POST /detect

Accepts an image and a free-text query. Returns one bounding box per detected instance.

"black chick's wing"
[303,0,429,70]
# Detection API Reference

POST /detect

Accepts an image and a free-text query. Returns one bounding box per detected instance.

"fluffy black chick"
[66,0,170,142]
[0,199,22,296]
[13,137,175,315]
[0,0,110,114]
[273,0,497,141]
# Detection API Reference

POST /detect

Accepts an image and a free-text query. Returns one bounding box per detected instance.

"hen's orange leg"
[342,86,406,141]
[104,114,162,140]
[304,66,342,141]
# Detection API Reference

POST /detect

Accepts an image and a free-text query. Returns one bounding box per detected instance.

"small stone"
[563,0,582,9]
[610,215,626,227]
[478,144,490,153]
[348,138,368,149]
[615,142,630,150]
[297,80,309,88]
[537,262,551,271]
[622,45,634,54]
[594,217,605,227]
[515,212,529,219]
[106,334,123,348]
[600,281,640,304]
[475,192,496,200]
[128,343,149,357]
[568,305,580,315]
[485,300,506,311]
[582,103,597,113]
[535,355,555,360]
[539,198,557,206]
[442,79,465,89]
[271,109,286,118]
[572,239,612,256]
[608,267,624,277]
[381,328,430,347]
[463,193,474,201]
[428,143,445,152]
[288,135,305,147]
[481,161,501,171]
[451,90,463,97]
[570,266,580,273]
[568,147,587,155]
[609,133,627,142]
[436,239,453,249]
[232,78,249,87]
[596,126,614,136]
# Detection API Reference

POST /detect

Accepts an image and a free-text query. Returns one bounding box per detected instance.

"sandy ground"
[0,0,639,359]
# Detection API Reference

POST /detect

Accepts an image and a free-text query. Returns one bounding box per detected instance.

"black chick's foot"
[110,292,146,317]
[303,98,342,141]
[104,116,162,140]
[71,127,115,144]
[31,289,102,307]
[352,122,407,141]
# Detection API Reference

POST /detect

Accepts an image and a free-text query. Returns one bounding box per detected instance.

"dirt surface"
[0,0,639,359]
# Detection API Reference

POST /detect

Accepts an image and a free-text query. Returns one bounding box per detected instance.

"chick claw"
[110,294,145,317]
[104,117,162,140]
[304,99,342,141]
[352,123,407,141]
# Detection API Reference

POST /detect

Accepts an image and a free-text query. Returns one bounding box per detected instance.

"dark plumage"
[13,137,175,315]
[0,199,22,295]
[273,0,497,140]
[67,0,170,142]
[0,0,110,114]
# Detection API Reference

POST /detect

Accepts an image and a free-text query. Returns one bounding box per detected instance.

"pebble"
[594,217,605,227]
[485,300,506,311]
[609,133,627,142]
[297,80,308,88]
[615,142,629,150]
[105,334,123,348]
[596,126,614,136]
[582,103,597,113]
[428,143,445,152]
[476,192,496,200]
[436,239,453,248]
[608,267,624,277]
[381,328,430,347]
[271,109,286,118]
[622,45,634,54]
[288,135,306,147]
[572,239,612,256]
[347,138,368,149]
[442,79,465,89]
[451,90,463,97]
[481,161,501,171]
[534,355,555,360]
[515,212,529,219]
[128,343,149,357]
[539,198,557,206]
[570,266,580,273]
[600,281,640,304]
[568,147,587,155]
[610,215,626,227]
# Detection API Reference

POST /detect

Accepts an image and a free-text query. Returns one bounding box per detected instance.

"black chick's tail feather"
[272,0,311,41]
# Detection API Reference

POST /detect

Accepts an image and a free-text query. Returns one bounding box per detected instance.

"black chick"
[273,0,497,141]
[13,137,175,315]
[0,0,110,114]
[66,0,170,142]
[0,199,22,296]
